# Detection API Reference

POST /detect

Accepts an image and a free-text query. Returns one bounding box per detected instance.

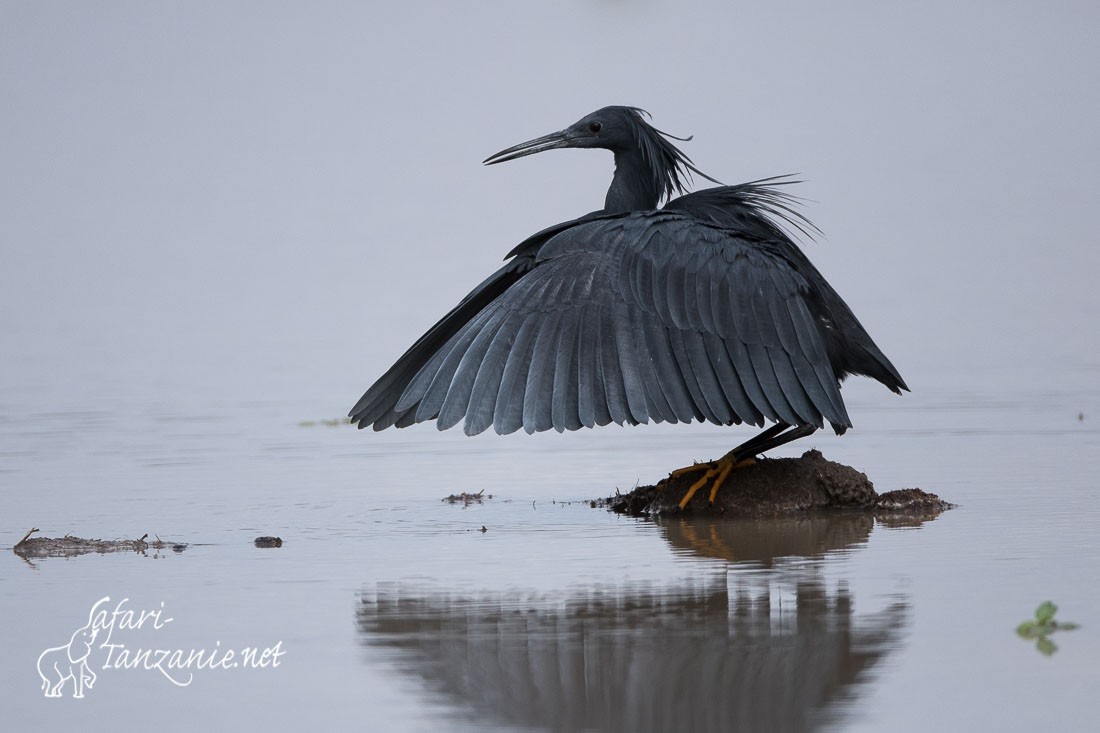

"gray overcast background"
[2,1,1098,423]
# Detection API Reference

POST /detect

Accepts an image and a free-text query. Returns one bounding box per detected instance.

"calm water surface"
[2,358,1098,732]
[4,2,1099,730]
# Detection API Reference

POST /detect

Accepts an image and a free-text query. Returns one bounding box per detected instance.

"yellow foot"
[668,461,711,480]
[674,455,756,510]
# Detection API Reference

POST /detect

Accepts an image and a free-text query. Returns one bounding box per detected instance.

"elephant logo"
[37,605,100,698]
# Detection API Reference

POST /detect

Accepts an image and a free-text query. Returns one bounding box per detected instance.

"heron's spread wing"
[351,212,852,435]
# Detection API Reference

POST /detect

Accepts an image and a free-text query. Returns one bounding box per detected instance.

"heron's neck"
[603,149,660,214]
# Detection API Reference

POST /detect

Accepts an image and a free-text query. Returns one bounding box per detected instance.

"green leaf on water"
[1016,620,1040,638]
[1016,601,1079,654]
[1035,601,1057,624]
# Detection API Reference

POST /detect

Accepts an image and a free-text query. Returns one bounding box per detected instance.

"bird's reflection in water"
[357,514,939,732]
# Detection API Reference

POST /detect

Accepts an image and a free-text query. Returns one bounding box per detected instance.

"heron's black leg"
[729,423,818,462]
[671,423,819,510]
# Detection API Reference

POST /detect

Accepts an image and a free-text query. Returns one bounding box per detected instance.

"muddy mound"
[603,450,952,519]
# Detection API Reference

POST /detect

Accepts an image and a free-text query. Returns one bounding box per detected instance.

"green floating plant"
[1016,601,1079,656]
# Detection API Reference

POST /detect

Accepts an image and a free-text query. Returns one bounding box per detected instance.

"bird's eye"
[588,121,602,133]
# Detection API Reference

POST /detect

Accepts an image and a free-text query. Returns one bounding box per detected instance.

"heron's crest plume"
[617,106,723,203]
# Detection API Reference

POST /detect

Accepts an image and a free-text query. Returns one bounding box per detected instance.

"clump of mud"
[602,450,952,519]
[12,528,187,560]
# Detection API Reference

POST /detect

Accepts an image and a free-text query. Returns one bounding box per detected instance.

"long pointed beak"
[483,130,573,165]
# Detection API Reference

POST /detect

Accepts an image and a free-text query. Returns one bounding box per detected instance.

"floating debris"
[299,418,351,427]
[443,490,491,506]
[12,528,187,560]
[254,536,284,548]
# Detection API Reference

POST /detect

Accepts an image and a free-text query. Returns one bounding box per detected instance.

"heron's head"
[484,106,718,204]
[483,106,658,163]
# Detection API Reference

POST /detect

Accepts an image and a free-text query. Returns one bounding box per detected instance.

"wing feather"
[629,305,675,423]
[744,338,799,425]
[551,309,583,432]
[464,315,523,435]
[766,346,821,427]
[668,328,718,424]
[612,302,650,423]
[437,308,510,431]
[595,306,630,425]
[577,305,612,428]
[702,332,758,425]
[414,308,495,422]
[493,313,542,434]
[523,308,565,433]
[682,329,733,424]
[788,296,850,425]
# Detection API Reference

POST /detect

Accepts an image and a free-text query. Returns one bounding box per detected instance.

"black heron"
[349,106,907,508]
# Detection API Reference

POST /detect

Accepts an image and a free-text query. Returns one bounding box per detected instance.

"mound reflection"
[659,512,875,565]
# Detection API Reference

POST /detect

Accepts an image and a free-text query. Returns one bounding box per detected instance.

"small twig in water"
[15,528,39,548]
